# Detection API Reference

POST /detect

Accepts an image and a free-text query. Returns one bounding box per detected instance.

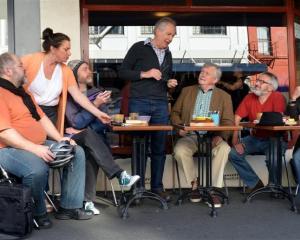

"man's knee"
[174,144,193,163]
[293,148,300,160]
[228,148,240,163]
[73,145,86,168]
[216,141,231,154]
[27,163,49,184]
[213,141,230,163]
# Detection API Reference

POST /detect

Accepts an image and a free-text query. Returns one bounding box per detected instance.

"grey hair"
[202,62,222,81]
[260,71,279,91]
[154,17,176,33]
[0,52,15,76]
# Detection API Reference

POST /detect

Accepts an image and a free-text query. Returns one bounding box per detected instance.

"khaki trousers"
[174,135,230,188]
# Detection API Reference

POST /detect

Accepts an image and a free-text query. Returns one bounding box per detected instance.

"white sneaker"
[84,201,100,215]
[119,171,140,188]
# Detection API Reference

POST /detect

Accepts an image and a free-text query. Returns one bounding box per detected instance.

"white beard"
[252,89,265,97]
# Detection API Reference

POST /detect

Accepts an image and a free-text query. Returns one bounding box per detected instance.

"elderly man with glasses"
[229,72,286,193]
[171,63,234,208]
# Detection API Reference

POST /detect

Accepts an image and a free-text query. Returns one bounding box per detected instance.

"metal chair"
[45,167,62,212]
[103,174,118,206]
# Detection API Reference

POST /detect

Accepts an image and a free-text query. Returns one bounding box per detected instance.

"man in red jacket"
[229,72,286,193]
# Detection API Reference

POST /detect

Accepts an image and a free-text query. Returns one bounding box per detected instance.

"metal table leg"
[176,133,228,217]
[118,134,168,219]
[246,135,297,212]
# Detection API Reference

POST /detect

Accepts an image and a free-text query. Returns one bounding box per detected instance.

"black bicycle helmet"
[48,140,75,168]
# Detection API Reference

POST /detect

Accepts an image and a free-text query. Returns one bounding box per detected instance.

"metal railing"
[248,40,277,58]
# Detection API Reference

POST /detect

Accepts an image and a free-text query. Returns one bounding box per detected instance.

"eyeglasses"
[256,79,271,85]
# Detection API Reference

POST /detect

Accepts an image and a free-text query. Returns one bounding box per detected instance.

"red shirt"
[236,91,286,138]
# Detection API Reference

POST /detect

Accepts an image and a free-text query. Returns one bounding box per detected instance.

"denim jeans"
[129,98,169,191]
[229,136,270,188]
[0,140,86,216]
[293,148,300,166]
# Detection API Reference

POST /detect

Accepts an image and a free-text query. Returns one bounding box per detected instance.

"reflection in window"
[192,26,227,35]
[257,27,271,55]
[0,0,8,53]
[141,26,155,35]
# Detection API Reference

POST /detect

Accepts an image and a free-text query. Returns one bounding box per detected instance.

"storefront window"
[0,0,8,54]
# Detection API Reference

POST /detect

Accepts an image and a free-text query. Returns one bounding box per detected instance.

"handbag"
[257,112,284,126]
[0,165,33,238]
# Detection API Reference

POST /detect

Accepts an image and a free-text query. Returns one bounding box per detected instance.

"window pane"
[89,26,124,35]
[141,26,154,34]
[193,26,227,35]
[0,0,8,54]
[257,27,271,55]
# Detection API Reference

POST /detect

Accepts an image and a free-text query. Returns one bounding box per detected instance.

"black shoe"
[54,207,94,220]
[35,214,52,229]
[151,190,172,202]
[245,179,264,194]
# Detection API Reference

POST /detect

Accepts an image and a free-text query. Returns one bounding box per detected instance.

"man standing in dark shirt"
[119,17,178,201]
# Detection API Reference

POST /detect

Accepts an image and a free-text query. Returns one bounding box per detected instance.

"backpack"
[0,166,33,238]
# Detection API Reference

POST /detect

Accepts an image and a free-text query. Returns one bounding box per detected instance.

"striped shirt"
[144,38,167,65]
[192,88,213,118]
[191,87,213,135]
